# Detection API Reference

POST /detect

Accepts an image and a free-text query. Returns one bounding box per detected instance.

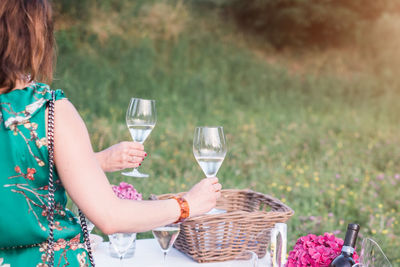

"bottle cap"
[347,223,360,231]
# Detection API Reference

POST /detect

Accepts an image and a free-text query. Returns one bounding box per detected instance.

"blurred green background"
[54,0,400,263]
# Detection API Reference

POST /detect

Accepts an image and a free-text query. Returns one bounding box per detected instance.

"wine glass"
[246,224,287,267]
[193,126,227,214]
[269,223,287,267]
[122,98,156,178]
[152,224,180,264]
[352,238,392,267]
[108,232,137,266]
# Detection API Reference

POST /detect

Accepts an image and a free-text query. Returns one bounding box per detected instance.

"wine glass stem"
[164,252,167,264]
[119,256,124,267]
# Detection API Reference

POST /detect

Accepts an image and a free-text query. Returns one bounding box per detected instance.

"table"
[94,239,271,266]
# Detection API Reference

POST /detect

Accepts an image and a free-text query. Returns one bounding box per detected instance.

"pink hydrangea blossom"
[112,182,142,200]
[286,233,359,267]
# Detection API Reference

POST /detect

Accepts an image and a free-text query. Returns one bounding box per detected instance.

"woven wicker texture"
[158,189,294,263]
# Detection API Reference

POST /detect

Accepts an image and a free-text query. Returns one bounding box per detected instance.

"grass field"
[55,1,400,263]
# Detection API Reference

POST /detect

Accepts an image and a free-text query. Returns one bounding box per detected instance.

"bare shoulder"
[52,98,94,161]
[46,98,84,129]
[49,98,90,145]
[53,99,85,124]
[54,98,78,114]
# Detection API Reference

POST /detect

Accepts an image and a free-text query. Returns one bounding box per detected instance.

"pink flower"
[53,238,66,251]
[112,182,142,201]
[26,168,36,180]
[286,233,359,267]
[69,234,81,251]
[14,166,21,173]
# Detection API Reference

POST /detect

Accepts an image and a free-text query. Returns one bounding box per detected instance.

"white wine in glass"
[193,126,227,214]
[193,126,227,177]
[196,156,225,177]
[122,98,156,178]
[152,224,180,264]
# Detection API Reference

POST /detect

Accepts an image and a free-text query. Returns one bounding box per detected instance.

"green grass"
[55,2,400,264]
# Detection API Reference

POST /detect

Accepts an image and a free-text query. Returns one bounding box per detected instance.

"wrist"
[95,151,108,172]
[170,196,190,223]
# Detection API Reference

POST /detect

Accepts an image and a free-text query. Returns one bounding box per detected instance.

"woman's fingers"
[207,177,219,185]
[97,141,147,172]
[128,150,146,159]
[122,141,144,151]
[119,142,146,163]
[126,162,141,168]
[203,177,221,192]
[120,142,146,158]
[127,156,144,164]
[213,183,222,192]
[183,177,223,217]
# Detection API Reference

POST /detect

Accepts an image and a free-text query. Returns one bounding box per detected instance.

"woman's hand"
[95,141,146,172]
[183,177,222,217]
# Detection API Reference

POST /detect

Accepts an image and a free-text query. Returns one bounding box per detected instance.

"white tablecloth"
[94,239,271,266]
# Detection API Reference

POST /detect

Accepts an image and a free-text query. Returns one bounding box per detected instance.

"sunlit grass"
[55,1,400,263]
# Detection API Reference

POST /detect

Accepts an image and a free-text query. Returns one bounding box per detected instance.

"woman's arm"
[52,99,220,234]
[95,142,146,172]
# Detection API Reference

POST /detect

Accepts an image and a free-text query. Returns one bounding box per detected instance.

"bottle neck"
[343,225,359,248]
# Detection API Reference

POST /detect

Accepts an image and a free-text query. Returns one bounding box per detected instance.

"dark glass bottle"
[329,223,360,267]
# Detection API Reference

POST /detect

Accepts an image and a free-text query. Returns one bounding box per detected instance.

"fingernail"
[139,163,142,166]
[145,153,147,157]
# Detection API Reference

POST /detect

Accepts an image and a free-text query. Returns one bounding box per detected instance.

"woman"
[0,1,222,266]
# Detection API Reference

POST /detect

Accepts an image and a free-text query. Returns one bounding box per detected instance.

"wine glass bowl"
[152,224,181,264]
[122,98,156,178]
[193,126,227,178]
[108,232,137,263]
[354,238,392,267]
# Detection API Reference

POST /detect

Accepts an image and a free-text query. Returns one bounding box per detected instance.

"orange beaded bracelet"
[170,196,190,223]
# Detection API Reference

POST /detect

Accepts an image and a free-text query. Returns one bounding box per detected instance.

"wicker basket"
[157,189,294,263]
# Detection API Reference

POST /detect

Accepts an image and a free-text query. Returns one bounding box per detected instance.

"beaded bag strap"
[46,91,95,267]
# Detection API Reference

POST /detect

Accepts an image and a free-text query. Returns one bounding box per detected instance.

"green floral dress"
[0,83,92,267]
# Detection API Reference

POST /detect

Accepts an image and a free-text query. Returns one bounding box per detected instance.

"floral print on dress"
[0,83,55,167]
[37,234,87,267]
[4,167,66,231]
[5,115,46,166]
[12,166,37,180]
[3,97,46,128]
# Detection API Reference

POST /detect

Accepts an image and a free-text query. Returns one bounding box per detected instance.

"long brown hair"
[0,0,55,93]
